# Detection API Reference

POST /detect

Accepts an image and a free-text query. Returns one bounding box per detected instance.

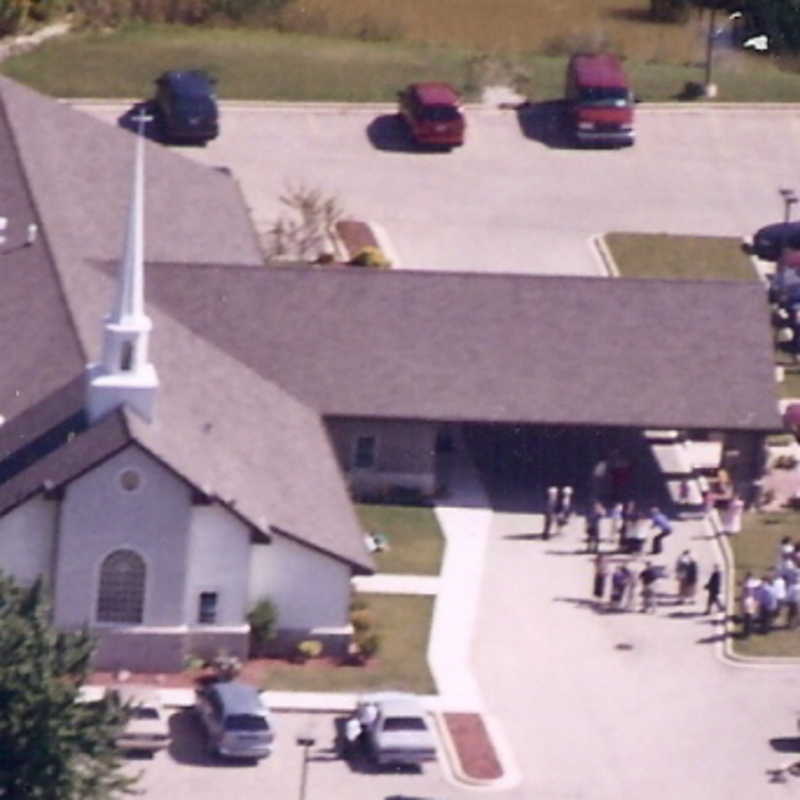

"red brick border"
[443,712,503,781]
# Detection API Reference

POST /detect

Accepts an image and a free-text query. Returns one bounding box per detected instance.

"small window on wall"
[353,435,377,469]
[198,592,218,624]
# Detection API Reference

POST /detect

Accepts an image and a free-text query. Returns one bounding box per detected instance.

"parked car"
[153,70,219,144]
[356,691,437,767]
[107,686,170,754]
[565,53,635,147]
[195,681,275,760]
[748,221,800,262]
[397,82,465,148]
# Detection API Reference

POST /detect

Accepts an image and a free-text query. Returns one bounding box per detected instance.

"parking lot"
[123,708,471,800]
[78,101,800,275]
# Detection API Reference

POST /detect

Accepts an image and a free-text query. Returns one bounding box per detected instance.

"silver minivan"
[195,681,275,759]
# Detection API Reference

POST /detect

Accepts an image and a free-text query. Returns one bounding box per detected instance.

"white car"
[107,686,170,754]
[356,691,437,767]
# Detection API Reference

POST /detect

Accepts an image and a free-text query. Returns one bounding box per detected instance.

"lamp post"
[296,734,316,800]
[780,188,798,223]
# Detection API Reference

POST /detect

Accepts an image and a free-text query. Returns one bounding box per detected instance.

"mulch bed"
[87,657,378,689]
[335,219,379,260]
[443,712,503,781]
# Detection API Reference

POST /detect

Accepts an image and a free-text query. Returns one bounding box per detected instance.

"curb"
[591,233,619,277]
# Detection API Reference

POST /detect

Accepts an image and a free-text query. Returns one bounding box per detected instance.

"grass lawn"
[730,511,800,657]
[356,503,444,575]
[4,24,800,102]
[260,594,437,693]
[779,368,800,399]
[605,233,758,281]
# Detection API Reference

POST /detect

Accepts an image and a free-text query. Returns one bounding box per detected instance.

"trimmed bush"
[247,597,278,656]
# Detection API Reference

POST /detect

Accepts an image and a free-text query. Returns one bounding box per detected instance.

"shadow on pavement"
[117,101,164,142]
[515,100,575,149]
[771,737,800,753]
[167,709,255,767]
[366,114,418,152]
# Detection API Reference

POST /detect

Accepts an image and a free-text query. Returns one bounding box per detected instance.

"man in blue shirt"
[649,506,673,555]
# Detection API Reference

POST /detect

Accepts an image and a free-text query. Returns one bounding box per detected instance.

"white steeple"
[86,113,158,424]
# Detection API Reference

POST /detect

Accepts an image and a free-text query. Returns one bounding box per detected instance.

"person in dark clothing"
[640,562,660,613]
[542,486,558,539]
[649,507,673,555]
[704,564,725,615]
[593,554,609,601]
[586,502,604,553]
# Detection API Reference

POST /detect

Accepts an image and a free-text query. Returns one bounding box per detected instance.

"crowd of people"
[591,550,724,615]
[739,536,800,637]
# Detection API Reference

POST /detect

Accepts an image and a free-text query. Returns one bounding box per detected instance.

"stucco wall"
[326,418,438,495]
[0,494,58,586]
[53,444,192,628]
[249,534,351,629]
[185,504,251,626]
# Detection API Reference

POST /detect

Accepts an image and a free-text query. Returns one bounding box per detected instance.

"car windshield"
[130,707,159,720]
[578,87,630,107]
[174,97,215,115]
[383,716,428,732]
[420,105,460,122]
[225,714,268,732]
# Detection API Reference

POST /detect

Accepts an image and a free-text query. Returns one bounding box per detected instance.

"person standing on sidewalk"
[704,564,725,615]
[542,486,559,539]
[586,501,604,553]
[640,562,660,613]
[649,507,673,555]
[593,553,609,602]
[740,589,757,638]
[555,486,573,535]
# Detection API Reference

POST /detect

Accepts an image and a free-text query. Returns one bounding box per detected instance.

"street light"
[704,7,743,97]
[780,188,798,223]
[296,734,316,800]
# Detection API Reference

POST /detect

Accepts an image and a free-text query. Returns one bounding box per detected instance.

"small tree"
[264,183,343,263]
[0,574,137,800]
[247,597,278,657]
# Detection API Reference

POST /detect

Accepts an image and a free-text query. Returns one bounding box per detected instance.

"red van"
[565,53,635,147]
[397,82,465,149]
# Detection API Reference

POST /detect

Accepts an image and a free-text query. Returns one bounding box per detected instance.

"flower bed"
[443,712,503,781]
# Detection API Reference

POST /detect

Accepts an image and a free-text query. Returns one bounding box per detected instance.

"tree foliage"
[739,0,800,53]
[0,574,137,800]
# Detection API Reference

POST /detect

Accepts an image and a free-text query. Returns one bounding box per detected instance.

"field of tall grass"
[3,22,798,102]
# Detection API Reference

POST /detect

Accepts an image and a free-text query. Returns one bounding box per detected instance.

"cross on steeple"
[86,110,159,424]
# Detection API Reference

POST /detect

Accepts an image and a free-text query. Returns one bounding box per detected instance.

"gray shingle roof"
[0,78,370,572]
[144,263,781,431]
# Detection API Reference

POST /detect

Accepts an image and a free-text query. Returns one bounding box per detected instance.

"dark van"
[565,53,635,147]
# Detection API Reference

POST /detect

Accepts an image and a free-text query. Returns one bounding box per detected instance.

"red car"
[397,82,465,148]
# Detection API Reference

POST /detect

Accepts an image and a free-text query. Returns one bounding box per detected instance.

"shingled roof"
[143,263,781,432]
[0,78,370,572]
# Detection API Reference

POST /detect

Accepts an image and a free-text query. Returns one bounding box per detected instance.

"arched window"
[96,549,145,623]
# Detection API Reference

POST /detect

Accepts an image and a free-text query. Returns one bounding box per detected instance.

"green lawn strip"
[356,503,444,575]
[4,24,800,103]
[605,233,758,281]
[262,594,436,693]
[729,511,800,657]
[779,369,800,399]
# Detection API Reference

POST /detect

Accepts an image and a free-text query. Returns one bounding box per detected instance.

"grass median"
[4,23,800,102]
[604,233,759,281]
[729,510,800,658]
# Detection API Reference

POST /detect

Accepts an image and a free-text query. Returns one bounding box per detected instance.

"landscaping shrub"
[350,607,375,633]
[354,630,381,659]
[349,245,390,268]
[295,639,323,660]
[247,597,278,656]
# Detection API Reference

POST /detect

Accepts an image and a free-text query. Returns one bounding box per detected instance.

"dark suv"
[154,70,219,144]
[749,221,800,262]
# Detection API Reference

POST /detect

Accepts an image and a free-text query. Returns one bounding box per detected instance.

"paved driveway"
[75,102,800,275]
[473,506,800,800]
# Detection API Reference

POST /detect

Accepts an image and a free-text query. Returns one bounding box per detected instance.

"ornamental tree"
[0,573,138,799]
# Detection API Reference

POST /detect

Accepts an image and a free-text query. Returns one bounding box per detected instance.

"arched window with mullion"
[96,549,145,623]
